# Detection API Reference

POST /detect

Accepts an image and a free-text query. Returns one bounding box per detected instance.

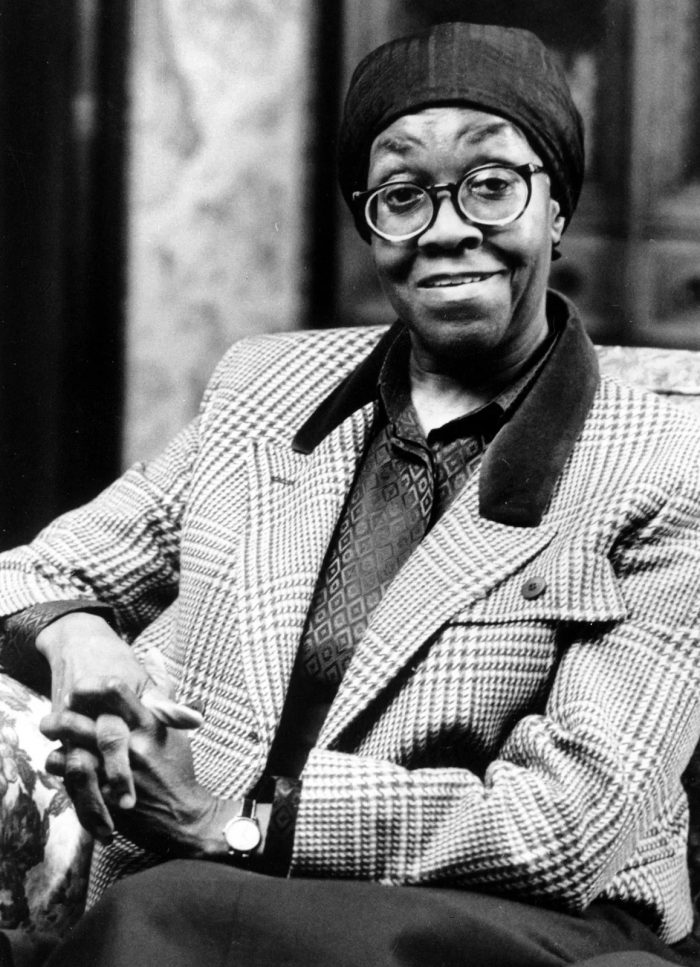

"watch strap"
[239,797,256,820]
[262,777,302,877]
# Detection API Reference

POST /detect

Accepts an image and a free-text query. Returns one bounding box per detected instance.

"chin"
[409,309,513,364]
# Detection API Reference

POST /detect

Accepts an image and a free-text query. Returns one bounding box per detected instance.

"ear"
[549,198,565,244]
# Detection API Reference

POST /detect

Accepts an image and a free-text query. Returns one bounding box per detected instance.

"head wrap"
[338,21,585,240]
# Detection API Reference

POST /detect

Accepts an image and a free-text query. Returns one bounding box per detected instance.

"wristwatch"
[223,799,261,859]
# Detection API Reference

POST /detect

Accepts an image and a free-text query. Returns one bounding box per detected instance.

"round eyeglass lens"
[458,166,529,225]
[366,183,432,240]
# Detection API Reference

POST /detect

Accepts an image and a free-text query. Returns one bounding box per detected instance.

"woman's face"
[367,106,565,378]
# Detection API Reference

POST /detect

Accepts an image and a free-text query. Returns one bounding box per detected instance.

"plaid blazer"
[1,307,700,942]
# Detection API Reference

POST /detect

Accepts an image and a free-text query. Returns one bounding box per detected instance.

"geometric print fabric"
[299,370,495,689]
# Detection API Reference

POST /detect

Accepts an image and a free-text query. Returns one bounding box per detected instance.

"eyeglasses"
[352,163,547,242]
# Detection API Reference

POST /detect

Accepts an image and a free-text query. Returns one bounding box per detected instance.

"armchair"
[0,675,91,966]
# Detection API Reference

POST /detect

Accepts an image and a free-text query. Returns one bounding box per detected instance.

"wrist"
[183,797,271,862]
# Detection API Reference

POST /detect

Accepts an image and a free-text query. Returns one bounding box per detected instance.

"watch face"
[225,817,261,853]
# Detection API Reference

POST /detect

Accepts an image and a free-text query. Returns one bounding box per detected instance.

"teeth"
[428,274,491,287]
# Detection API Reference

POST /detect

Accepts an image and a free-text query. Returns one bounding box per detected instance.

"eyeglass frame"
[352,162,548,242]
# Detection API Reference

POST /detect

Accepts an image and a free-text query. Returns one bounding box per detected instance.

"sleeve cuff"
[1,599,117,689]
[261,776,302,877]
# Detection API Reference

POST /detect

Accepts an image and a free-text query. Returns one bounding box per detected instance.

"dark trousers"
[44,861,699,967]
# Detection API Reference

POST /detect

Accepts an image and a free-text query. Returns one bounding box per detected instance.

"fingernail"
[118,793,135,810]
[184,708,204,727]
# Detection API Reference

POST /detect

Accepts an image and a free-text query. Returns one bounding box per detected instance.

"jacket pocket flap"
[463,546,627,625]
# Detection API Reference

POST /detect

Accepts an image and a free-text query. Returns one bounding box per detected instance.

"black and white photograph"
[0,3,699,966]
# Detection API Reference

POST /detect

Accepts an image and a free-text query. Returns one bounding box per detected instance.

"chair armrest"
[0,672,92,953]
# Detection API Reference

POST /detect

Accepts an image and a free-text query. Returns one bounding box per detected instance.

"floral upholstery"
[0,344,698,959]
[0,674,91,962]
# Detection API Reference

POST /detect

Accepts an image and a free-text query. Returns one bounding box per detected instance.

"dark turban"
[338,21,585,241]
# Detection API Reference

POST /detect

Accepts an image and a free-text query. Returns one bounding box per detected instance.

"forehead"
[368,106,534,168]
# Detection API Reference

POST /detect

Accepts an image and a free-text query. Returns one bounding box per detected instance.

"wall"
[124,0,313,463]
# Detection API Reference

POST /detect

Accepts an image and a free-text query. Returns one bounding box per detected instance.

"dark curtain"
[0,0,129,550]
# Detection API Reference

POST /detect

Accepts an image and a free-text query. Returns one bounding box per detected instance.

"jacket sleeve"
[0,347,233,654]
[290,471,700,916]
[0,415,199,646]
[0,340,245,657]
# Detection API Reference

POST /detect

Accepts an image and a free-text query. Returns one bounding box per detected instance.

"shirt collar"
[377,323,558,448]
[292,291,600,526]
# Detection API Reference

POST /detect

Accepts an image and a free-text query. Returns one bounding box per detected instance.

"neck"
[408,325,549,435]
[409,370,483,434]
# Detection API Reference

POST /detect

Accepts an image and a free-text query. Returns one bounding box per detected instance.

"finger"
[45,747,67,776]
[68,679,153,729]
[40,710,99,749]
[61,745,115,844]
[95,714,136,810]
[42,710,137,808]
[141,692,204,729]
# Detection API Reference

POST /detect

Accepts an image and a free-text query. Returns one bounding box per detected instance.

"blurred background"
[0,0,699,548]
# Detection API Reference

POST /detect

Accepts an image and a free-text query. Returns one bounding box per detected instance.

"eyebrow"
[461,120,525,145]
[370,132,423,155]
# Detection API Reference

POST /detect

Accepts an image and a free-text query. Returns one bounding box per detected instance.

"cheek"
[505,193,558,268]
[372,240,412,284]
[506,222,554,278]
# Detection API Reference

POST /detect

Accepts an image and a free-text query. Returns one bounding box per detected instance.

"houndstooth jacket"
[1,295,700,942]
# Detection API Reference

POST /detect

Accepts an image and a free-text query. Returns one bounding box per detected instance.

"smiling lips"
[418,271,504,288]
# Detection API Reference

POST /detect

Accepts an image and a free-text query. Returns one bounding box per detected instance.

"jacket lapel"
[235,403,374,741]
[318,478,556,748]
[479,294,599,525]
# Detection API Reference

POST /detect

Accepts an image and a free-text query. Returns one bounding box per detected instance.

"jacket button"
[522,576,546,600]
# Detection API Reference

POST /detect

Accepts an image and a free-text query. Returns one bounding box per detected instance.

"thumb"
[140,690,204,729]
[142,648,175,697]
[140,650,204,729]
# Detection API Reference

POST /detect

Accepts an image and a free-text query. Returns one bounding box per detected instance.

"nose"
[418,191,484,250]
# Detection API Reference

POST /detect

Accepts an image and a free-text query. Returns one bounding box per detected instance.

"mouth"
[418,271,505,289]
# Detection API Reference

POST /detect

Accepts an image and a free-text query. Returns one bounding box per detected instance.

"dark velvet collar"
[292,321,403,456]
[292,291,599,527]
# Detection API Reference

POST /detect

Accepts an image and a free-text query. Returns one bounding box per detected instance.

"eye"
[376,183,426,212]
[468,168,519,199]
